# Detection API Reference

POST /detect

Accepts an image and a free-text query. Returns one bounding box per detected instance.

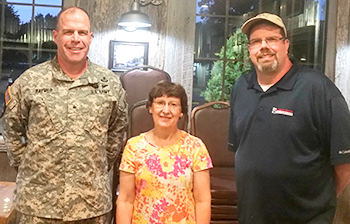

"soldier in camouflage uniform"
[1,7,127,224]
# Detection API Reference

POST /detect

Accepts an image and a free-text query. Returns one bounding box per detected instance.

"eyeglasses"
[248,37,286,49]
[153,100,180,110]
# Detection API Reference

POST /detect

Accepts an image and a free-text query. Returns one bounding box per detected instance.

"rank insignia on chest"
[5,86,12,105]
[99,79,110,90]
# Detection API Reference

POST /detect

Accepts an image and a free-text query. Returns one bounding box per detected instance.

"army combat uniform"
[1,57,127,222]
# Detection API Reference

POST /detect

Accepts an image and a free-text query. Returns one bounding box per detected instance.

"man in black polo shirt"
[228,13,350,224]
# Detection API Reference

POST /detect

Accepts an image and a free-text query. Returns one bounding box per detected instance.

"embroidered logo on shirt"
[339,149,350,155]
[271,107,294,117]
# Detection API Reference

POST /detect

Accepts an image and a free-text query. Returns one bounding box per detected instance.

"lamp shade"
[118,1,152,29]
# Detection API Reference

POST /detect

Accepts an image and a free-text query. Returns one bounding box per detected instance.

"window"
[193,0,327,106]
[0,0,62,83]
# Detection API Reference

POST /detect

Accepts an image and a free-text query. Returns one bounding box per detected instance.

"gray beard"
[257,59,278,73]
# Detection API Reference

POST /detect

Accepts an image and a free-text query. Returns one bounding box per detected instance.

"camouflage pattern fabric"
[1,57,127,221]
[19,212,108,224]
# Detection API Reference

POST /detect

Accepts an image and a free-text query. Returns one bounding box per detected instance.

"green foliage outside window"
[201,29,252,102]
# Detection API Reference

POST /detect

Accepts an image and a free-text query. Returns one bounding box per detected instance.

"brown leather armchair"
[191,101,238,224]
[120,65,171,111]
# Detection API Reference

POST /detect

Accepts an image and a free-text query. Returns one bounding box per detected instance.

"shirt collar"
[246,63,299,92]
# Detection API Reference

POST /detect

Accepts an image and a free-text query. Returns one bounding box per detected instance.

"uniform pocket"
[37,88,67,133]
[84,96,116,133]
[28,89,65,136]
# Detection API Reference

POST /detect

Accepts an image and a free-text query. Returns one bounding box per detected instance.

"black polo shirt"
[228,63,350,224]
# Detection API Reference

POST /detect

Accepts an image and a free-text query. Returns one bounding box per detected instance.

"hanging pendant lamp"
[118,0,152,31]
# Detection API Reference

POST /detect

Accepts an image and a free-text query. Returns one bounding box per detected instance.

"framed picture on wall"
[109,41,149,72]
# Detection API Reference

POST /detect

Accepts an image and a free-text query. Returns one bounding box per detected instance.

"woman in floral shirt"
[117,80,213,224]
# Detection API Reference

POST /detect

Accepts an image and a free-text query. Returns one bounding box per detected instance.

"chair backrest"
[120,65,171,110]
[128,100,188,138]
[191,101,234,167]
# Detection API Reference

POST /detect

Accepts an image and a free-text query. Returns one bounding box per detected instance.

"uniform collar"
[247,62,299,92]
[51,56,71,81]
[51,56,98,85]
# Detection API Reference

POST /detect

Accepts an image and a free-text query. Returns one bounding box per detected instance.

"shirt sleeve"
[329,94,350,165]
[1,82,28,169]
[192,138,213,172]
[228,83,237,152]
[228,105,236,152]
[119,139,136,173]
[106,80,128,170]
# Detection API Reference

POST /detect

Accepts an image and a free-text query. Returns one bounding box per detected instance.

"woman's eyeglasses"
[153,100,180,110]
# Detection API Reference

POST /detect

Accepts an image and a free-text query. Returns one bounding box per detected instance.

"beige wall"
[63,0,196,107]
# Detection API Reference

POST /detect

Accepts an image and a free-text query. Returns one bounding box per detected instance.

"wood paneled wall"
[63,0,196,106]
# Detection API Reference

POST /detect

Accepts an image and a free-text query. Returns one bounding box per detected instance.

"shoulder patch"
[5,86,12,105]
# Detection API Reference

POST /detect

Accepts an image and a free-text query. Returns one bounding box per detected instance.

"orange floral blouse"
[119,131,213,224]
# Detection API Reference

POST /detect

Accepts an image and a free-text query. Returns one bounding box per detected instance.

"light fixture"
[118,0,163,31]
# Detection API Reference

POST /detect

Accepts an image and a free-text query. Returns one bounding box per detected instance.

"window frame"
[0,0,62,76]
